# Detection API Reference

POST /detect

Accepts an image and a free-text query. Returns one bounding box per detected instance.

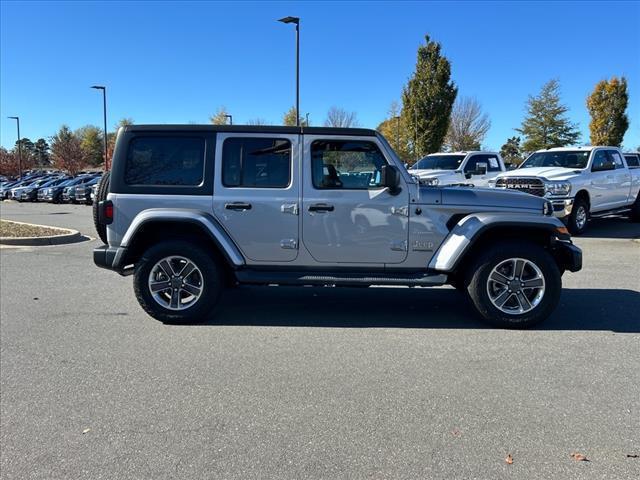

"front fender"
[428,212,566,272]
[121,208,245,267]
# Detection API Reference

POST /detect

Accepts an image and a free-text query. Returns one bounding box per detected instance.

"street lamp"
[7,116,22,178]
[225,114,233,125]
[305,112,310,127]
[278,15,300,127]
[91,85,108,171]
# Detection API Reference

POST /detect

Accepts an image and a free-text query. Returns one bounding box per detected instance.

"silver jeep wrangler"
[93,125,582,328]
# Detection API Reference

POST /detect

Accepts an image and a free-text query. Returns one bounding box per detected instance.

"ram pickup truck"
[93,125,581,328]
[408,151,506,187]
[495,146,640,234]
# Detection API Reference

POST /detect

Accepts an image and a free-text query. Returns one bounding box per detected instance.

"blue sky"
[1,0,639,151]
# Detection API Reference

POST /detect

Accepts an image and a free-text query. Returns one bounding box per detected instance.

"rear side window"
[624,154,640,167]
[222,138,291,188]
[125,137,205,186]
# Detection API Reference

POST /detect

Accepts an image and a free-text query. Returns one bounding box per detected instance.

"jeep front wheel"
[134,240,222,323]
[465,242,561,328]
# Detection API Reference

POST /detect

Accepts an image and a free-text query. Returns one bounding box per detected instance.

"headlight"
[544,182,571,196]
[421,177,439,186]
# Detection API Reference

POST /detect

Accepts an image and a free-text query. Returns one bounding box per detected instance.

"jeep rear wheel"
[134,240,223,324]
[465,242,561,328]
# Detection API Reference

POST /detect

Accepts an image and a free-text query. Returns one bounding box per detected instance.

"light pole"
[7,116,22,178]
[91,85,108,170]
[225,114,233,125]
[278,16,300,126]
[305,112,310,126]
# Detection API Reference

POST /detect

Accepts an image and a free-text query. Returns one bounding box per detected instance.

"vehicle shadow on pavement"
[579,216,640,239]
[202,286,640,333]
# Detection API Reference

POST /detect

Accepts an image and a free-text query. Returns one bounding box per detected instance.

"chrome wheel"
[575,206,587,230]
[486,258,545,315]
[148,256,204,311]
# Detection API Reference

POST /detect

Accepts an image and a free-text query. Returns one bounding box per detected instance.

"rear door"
[212,133,300,263]
[301,135,409,264]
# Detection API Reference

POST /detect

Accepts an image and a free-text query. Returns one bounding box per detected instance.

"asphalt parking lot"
[1,201,639,479]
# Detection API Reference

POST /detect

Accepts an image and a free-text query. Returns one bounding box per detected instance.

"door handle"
[308,203,334,212]
[225,202,252,211]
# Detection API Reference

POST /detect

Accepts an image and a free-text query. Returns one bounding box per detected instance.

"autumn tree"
[499,136,524,166]
[444,96,491,151]
[586,77,629,147]
[76,125,104,167]
[0,148,28,176]
[401,34,457,158]
[517,79,580,151]
[324,106,359,128]
[51,125,86,174]
[376,101,412,162]
[210,106,231,125]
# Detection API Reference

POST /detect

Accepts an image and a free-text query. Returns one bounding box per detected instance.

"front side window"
[464,155,501,173]
[311,140,388,189]
[125,137,205,186]
[222,138,291,188]
[591,150,613,171]
[520,151,590,169]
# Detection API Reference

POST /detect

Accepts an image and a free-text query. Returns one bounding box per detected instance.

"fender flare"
[120,209,245,267]
[428,212,566,272]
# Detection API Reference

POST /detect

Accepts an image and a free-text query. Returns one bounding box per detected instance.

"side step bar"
[590,207,631,219]
[234,270,448,287]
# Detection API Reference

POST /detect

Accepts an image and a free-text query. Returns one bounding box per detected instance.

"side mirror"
[381,165,402,195]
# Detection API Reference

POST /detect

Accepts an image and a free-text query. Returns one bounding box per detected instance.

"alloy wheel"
[148,256,204,310]
[486,258,546,315]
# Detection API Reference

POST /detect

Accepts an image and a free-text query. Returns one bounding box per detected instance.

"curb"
[0,220,83,246]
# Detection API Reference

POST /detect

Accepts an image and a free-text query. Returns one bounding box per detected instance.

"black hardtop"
[122,124,377,137]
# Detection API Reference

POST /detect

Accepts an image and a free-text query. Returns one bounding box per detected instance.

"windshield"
[520,151,590,169]
[410,155,465,170]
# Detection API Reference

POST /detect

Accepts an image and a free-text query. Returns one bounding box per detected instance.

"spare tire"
[93,171,111,244]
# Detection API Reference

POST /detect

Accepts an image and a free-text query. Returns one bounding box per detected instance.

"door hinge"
[281,203,299,215]
[390,240,408,252]
[391,206,409,217]
[280,239,298,250]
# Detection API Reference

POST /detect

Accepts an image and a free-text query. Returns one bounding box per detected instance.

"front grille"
[495,177,545,197]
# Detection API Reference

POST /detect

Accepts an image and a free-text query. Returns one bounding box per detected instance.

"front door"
[213,133,300,263]
[463,154,502,187]
[301,135,409,264]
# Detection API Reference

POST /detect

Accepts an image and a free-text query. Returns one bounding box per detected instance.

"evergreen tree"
[586,77,629,146]
[517,79,580,151]
[499,136,524,166]
[401,34,457,158]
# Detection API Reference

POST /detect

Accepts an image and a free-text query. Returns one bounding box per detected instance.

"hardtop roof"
[122,124,378,137]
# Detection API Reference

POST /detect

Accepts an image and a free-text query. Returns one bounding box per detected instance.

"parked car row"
[0,171,103,205]
[408,147,640,234]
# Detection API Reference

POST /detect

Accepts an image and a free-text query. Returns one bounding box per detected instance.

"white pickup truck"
[494,146,640,234]
[408,151,506,187]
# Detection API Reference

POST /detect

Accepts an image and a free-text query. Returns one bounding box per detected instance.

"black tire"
[465,241,561,328]
[133,240,223,324]
[93,171,111,243]
[630,193,640,222]
[567,196,589,235]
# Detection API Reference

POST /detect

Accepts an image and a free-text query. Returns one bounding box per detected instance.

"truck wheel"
[133,240,223,324]
[631,193,640,222]
[465,242,561,328]
[92,171,111,243]
[567,197,589,235]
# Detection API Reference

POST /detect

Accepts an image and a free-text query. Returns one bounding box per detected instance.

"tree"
[517,79,580,152]
[444,96,491,151]
[282,107,298,126]
[34,138,51,166]
[499,136,524,166]
[324,106,359,128]
[246,118,268,125]
[51,125,85,174]
[586,77,629,147]
[401,34,457,158]
[76,125,104,167]
[106,118,135,164]
[0,147,31,176]
[376,101,412,163]
[210,106,231,125]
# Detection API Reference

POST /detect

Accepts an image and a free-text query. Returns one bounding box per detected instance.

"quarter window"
[125,137,205,186]
[222,138,291,188]
[311,140,388,189]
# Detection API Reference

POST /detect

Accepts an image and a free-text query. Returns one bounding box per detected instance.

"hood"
[499,166,584,181]
[419,185,546,212]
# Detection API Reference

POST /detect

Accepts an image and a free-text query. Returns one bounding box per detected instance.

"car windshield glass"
[410,155,465,170]
[520,151,590,169]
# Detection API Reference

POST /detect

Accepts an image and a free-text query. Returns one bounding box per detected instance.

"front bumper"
[548,197,574,218]
[554,240,582,273]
